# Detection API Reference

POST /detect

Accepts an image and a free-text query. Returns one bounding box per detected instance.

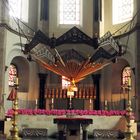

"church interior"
[0,0,140,139]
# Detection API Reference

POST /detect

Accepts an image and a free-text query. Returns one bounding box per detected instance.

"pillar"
[38,73,47,109]
[135,0,140,121]
[0,0,11,112]
[93,0,101,37]
[92,74,101,110]
[39,0,49,35]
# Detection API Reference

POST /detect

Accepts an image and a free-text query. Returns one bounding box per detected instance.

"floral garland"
[6,109,127,117]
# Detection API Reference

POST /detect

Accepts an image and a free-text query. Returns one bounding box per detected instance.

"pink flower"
[6,109,127,116]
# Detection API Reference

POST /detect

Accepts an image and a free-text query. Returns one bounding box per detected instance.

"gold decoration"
[124,85,135,140]
[51,98,54,110]
[8,81,21,140]
[89,99,92,110]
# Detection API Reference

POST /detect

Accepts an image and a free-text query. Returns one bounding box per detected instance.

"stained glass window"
[59,0,81,25]
[62,76,70,89]
[8,0,29,22]
[9,64,18,86]
[113,0,133,24]
[122,66,131,86]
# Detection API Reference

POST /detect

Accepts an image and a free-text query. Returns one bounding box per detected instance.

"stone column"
[135,0,140,121]
[92,74,101,110]
[0,0,7,105]
[136,31,140,121]
[38,73,47,109]
[0,29,6,103]
[93,0,100,38]
[38,0,49,35]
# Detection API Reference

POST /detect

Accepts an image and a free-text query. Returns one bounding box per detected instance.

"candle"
[105,100,108,106]
[52,98,54,104]
[35,99,38,105]
[90,99,92,103]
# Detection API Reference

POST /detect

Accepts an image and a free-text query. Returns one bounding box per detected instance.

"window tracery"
[59,0,81,25]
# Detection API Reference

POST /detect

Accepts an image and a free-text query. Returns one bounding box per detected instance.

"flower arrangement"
[6,109,126,117]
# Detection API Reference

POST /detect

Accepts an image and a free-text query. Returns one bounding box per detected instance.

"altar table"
[54,117,93,140]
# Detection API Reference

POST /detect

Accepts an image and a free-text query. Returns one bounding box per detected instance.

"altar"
[54,117,93,140]
[4,109,137,138]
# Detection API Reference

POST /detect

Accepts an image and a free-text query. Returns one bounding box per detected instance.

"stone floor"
[0,134,139,140]
[0,136,140,140]
[18,135,140,140]
[21,134,140,139]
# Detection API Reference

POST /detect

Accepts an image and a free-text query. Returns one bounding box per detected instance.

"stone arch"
[6,47,29,92]
[11,56,29,92]
[111,58,129,94]
[5,47,30,110]
[111,58,135,110]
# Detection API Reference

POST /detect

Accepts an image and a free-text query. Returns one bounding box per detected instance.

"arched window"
[8,64,18,86]
[113,0,133,24]
[59,0,82,25]
[122,66,131,87]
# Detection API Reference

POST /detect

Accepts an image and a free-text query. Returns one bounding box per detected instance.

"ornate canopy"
[25,27,121,84]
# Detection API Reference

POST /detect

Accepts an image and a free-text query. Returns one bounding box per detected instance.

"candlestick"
[125,86,135,140]
[8,84,21,140]
[105,100,108,110]
[70,94,72,101]
[35,99,38,109]
[67,91,74,109]
[69,94,72,109]
[16,78,19,85]
[128,77,131,87]
[89,99,92,110]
